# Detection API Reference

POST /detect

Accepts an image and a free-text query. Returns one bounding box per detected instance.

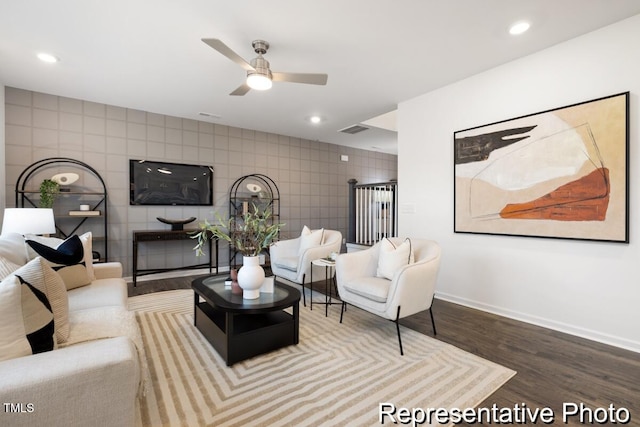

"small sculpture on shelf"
[51,172,79,192]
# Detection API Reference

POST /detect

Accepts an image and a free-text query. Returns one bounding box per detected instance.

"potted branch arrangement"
[39,179,60,208]
[192,204,284,299]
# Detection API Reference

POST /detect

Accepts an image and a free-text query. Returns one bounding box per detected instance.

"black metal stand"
[132,229,218,286]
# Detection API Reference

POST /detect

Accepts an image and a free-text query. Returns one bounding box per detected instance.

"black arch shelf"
[228,174,280,267]
[15,157,109,261]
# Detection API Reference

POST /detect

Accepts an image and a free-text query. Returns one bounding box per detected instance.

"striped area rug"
[129,289,515,427]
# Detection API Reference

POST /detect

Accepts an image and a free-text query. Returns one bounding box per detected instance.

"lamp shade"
[1,208,56,236]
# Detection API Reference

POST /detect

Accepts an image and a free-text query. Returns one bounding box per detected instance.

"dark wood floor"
[129,275,640,426]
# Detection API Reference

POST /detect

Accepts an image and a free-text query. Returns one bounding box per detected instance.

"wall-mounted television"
[129,160,214,206]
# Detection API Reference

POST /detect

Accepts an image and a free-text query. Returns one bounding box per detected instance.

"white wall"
[398,15,640,352]
[0,84,5,216]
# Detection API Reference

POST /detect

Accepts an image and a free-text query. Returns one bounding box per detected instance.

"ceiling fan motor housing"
[249,56,272,79]
[251,40,269,54]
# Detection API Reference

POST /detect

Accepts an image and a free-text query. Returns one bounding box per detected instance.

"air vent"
[339,124,369,134]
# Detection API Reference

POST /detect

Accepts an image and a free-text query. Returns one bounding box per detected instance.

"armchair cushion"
[344,276,391,303]
[376,238,413,280]
[299,226,324,256]
[273,256,298,272]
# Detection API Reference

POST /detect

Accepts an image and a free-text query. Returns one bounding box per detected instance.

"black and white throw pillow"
[0,274,56,361]
[10,257,70,343]
[26,235,91,290]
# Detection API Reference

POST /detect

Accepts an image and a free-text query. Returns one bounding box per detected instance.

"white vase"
[237,255,265,299]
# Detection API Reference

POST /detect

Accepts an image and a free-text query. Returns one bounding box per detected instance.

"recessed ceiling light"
[37,52,60,63]
[509,21,530,35]
[308,115,327,125]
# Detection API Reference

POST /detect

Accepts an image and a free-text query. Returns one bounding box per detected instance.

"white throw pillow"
[10,257,70,343]
[0,276,31,361]
[0,256,21,279]
[0,232,30,266]
[0,274,56,362]
[298,226,324,256]
[376,238,413,280]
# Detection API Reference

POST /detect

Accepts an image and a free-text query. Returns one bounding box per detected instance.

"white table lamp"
[1,208,56,236]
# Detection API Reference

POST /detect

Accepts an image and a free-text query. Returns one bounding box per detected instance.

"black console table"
[132,229,218,287]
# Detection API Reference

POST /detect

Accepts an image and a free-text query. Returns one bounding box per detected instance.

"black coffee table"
[192,275,300,366]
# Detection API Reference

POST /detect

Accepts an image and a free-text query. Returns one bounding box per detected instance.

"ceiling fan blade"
[230,83,251,96]
[272,72,328,85]
[202,38,255,72]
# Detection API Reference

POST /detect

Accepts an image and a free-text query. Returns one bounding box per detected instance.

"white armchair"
[270,229,342,306]
[336,238,441,355]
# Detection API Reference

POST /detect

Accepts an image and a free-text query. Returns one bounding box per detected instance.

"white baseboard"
[435,291,640,354]
[125,266,230,284]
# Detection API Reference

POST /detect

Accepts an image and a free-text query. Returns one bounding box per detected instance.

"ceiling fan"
[202,38,328,96]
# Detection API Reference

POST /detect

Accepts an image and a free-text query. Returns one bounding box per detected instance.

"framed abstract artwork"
[454,92,629,243]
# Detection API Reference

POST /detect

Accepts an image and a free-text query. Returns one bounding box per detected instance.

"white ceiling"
[2,1,640,155]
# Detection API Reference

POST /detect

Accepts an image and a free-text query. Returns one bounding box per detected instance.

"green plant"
[192,204,284,257]
[39,179,60,208]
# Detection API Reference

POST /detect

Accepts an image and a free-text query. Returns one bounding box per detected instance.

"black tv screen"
[129,160,213,206]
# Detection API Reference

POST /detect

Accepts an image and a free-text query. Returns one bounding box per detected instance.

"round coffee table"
[192,275,300,366]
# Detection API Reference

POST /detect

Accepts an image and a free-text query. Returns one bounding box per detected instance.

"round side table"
[310,258,337,317]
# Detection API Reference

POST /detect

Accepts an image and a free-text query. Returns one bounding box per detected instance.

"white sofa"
[0,232,140,427]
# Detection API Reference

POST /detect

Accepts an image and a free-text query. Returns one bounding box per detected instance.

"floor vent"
[339,124,369,134]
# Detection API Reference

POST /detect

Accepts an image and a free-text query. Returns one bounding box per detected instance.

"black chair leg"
[429,308,437,336]
[301,274,306,307]
[340,302,404,355]
[395,306,404,356]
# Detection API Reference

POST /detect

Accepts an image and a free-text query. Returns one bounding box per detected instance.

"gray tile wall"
[4,87,397,276]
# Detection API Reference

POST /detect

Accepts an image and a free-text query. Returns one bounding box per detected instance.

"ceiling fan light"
[247,73,272,91]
